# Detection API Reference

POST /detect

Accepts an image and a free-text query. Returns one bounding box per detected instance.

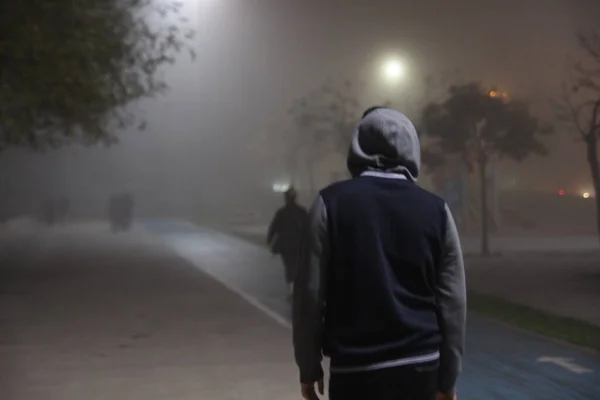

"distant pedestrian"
[108,192,135,232]
[121,191,134,231]
[267,186,308,300]
[293,107,466,400]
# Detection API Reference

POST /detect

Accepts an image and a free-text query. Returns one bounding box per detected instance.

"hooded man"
[292,107,466,400]
[267,186,308,300]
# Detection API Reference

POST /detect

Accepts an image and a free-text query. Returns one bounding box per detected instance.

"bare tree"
[421,82,549,255]
[287,73,458,196]
[557,31,600,246]
[288,78,367,195]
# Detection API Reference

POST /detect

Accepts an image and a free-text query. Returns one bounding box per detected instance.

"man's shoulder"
[319,178,355,197]
[411,184,446,204]
[293,204,308,215]
[321,178,445,204]
[278,204,307,216]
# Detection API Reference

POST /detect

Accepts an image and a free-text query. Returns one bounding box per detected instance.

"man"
[121,191,135,231]
[107,194,122,232]
[293,107,466,400]
[267,186,308,300]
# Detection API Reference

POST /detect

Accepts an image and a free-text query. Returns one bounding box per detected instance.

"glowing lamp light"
[582,192,590,199]
[272,183,290,193]
[381,58,406,83]
[558,189,565,196]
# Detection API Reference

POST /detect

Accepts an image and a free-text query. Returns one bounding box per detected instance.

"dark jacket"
[292,108,466,395]
[267,203,308,255]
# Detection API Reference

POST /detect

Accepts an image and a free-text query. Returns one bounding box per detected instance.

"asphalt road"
[143,219,600,400]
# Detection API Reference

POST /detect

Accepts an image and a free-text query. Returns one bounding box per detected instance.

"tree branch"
[559,32,600,140]
[558,82,588,139]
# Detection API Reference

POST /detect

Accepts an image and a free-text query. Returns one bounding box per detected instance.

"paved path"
[0,226,299,400]
[145,219,600,400]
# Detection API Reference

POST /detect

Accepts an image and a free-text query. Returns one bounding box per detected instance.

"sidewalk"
[0,227,299,400]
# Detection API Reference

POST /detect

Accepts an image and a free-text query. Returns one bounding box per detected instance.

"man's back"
[320,174,447,369]
[292,107,465,400]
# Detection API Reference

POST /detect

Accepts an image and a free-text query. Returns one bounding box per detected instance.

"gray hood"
[346,108,421,181]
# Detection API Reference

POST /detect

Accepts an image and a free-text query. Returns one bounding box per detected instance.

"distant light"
[582,192,591,199]
[558,189,565,196]
[382,58,405,83]
[489,90,509,101]
[272,183,290,193]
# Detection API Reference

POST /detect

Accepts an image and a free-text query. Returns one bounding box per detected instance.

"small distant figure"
[55,196,70,225]
[108,192,135,232]
[267,186,308,301]
[121,191,135,231]
[107,195,118,232]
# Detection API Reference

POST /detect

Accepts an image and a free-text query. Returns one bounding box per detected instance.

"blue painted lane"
[142,220,600,400]
[464,317,598,399]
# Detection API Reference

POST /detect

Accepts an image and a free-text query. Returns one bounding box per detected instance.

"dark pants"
[329,362,438,400]
[280,251,299,284]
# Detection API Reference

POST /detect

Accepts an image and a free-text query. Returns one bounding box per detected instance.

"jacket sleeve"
[436,203,467,395]
[292,195,328,383]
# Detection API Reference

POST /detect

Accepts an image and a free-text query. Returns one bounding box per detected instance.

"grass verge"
[468,291,600,353]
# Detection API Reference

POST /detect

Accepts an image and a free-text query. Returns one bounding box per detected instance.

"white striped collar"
[360,170,407,180]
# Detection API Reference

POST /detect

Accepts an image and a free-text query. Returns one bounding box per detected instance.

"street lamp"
[272,182,290,193]
[381,57,406,84]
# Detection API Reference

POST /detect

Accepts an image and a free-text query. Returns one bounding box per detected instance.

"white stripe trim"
[361,171,407,180]
[330,351,440,374]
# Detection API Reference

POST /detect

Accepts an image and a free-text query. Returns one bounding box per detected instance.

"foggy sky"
[2,0,599,218]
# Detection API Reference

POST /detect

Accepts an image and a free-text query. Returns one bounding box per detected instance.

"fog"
[1,0,599,229]
[3,3,600,399]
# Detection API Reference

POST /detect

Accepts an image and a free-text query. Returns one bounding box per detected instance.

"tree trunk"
[460,162,470,232]
[305,158,317,201]
[286,148,300,189]
[595,189,600,248]
[478,159,491,256]
[585,133,600,247]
